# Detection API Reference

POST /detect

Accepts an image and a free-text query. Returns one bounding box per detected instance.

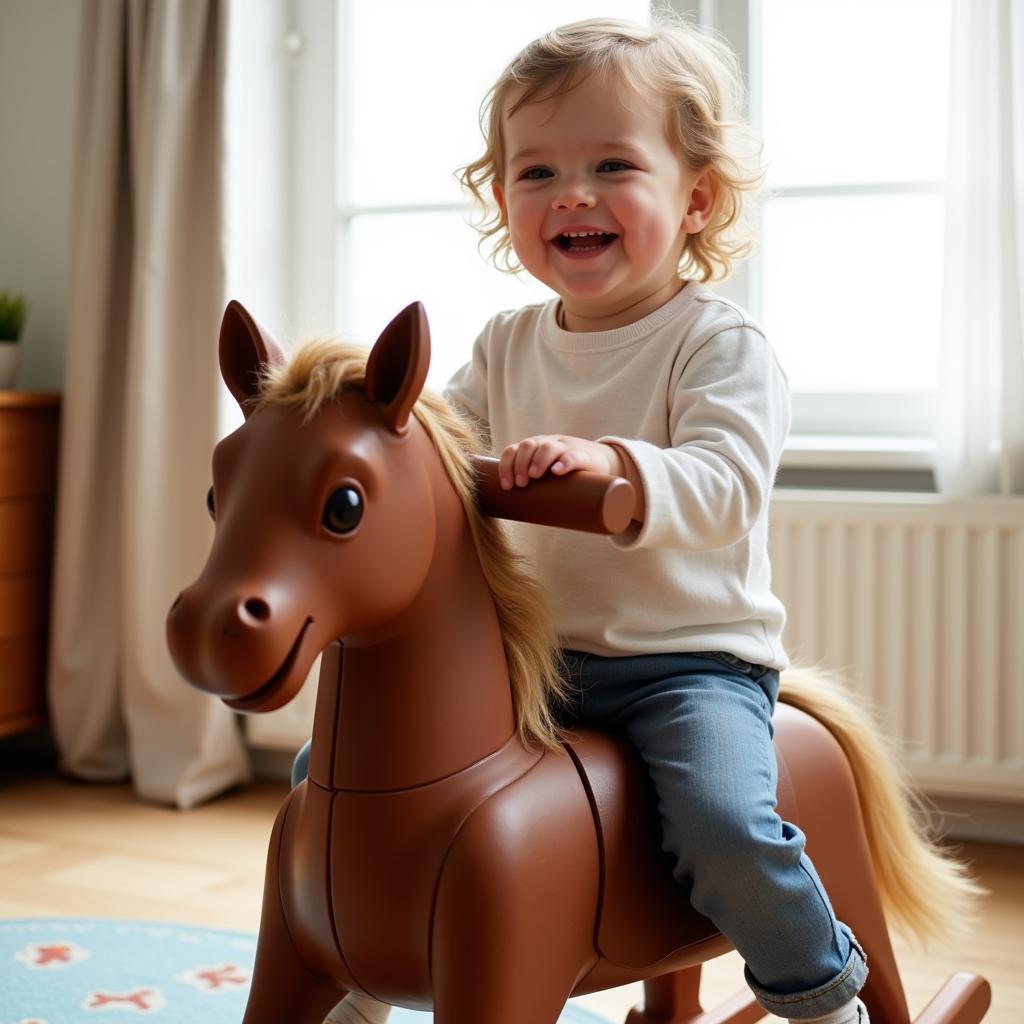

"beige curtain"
[935,0,1024,496]
[49,0,251,807]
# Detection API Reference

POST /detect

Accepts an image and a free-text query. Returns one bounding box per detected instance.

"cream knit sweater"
[444,280,791,670]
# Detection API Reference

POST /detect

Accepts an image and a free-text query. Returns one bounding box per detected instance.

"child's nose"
[552,180,596,210]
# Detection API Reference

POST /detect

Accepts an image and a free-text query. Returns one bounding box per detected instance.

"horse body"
[167,300,990,1024]
[237,398,601,1014]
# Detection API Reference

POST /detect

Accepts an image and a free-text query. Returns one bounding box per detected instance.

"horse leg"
[782,736,910,1024]
[626,969,702,1023]
[430,756,601,1023]
[626,967,765,1024]
[243,795,346,1024]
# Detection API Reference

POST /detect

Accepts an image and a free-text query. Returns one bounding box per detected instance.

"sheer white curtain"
[935,0,1024,495]
[49,0,252,807]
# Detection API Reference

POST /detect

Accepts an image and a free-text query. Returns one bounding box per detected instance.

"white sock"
[324,992,392,1024]
[792,995,868,1024]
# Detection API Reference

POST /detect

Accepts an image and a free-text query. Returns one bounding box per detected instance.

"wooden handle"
[471,455,636,535]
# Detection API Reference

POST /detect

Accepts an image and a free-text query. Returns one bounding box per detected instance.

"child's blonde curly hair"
[457,14,765,283]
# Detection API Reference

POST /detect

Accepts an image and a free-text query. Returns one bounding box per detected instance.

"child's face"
[493,72,711,320]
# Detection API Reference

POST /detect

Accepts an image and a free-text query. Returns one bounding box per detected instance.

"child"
[309,15,868,1024]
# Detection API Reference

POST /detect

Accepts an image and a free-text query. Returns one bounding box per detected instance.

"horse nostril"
[243,597,271,622]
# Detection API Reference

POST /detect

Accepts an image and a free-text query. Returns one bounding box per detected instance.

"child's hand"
[499,435,625,490]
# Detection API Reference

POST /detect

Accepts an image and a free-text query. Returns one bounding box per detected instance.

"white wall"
[0,0,82,392]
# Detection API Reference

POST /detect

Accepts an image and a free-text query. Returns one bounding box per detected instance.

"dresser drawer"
[0,394,60,739]
[0,576,50,639]
[0,632,47,736]
[0,499,55,574]
[0,403,60,498]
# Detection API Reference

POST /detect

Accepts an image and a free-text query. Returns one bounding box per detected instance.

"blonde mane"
[256,337,570,752]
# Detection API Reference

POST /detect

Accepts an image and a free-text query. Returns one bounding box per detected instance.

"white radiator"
[770,490,1024,802]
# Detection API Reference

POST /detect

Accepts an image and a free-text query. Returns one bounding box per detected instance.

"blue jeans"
[291,650,867,1019]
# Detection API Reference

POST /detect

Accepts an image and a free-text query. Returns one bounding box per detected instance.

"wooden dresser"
[0,393,61,739]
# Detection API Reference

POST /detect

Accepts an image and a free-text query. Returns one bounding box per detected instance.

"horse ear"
[219,300,286,417]
[364,301,430,434]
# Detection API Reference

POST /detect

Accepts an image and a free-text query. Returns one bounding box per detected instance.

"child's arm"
[500,325,788,551]
[597,325,790,552]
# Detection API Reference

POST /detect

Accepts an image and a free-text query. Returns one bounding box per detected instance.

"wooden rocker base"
[913,973,992,1024]
[623,967,992,1024]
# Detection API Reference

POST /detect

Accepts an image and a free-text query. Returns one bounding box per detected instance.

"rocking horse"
[167,300,990,1024]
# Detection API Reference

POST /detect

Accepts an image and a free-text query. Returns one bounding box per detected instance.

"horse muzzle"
[166,582,316,713]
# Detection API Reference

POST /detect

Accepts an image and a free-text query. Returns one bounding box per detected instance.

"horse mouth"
[223,617,314,712]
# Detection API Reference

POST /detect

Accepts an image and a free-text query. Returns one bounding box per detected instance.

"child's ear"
[681,168,718,234]
[492,180,508,222]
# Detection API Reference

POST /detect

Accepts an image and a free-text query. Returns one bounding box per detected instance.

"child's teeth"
[558,230,614,252]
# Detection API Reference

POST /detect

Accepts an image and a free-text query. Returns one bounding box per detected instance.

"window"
[292,0,648,392]
[729,0,952,444]
[287,0,951,456]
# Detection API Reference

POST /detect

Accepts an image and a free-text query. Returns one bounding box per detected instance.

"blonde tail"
[779,664,986,947]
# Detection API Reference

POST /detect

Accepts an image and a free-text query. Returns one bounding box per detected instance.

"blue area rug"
[0,918,613,1023]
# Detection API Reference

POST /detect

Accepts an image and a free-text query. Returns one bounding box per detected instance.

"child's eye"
[598,160,632,172]
[519,167,553,180]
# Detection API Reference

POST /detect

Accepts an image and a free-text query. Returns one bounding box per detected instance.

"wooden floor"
[0,750,1020,1023]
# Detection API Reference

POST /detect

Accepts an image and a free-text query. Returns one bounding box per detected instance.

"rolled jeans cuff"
[744,930,868,1020]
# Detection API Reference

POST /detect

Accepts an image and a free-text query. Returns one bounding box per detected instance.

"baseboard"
[923,794,1024,846]
[249,745,296,783]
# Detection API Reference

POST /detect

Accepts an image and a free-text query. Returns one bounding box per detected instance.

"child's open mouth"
[552,231,619,258]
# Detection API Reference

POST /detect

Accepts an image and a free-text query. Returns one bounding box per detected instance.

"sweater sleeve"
[600,325,791,551]
[443,325,493,451]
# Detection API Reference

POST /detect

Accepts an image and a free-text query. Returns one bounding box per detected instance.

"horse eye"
[323,486,363,535]
[206,485,216,520]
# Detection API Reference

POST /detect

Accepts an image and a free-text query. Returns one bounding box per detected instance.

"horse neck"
[312,471,517,792]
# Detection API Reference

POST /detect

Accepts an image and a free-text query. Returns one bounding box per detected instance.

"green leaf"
[0,290,28,342]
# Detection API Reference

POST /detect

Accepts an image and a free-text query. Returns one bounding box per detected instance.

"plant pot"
[0,343,19,389]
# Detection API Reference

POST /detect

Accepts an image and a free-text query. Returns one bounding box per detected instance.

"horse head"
[166,299,439,713]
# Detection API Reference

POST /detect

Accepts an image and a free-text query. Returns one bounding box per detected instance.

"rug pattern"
[0,918,612,1023]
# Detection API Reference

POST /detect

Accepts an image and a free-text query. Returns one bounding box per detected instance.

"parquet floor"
[0,750,1020,1023]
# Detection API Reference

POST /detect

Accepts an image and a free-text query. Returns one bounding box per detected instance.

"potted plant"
[0,290,27,388]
